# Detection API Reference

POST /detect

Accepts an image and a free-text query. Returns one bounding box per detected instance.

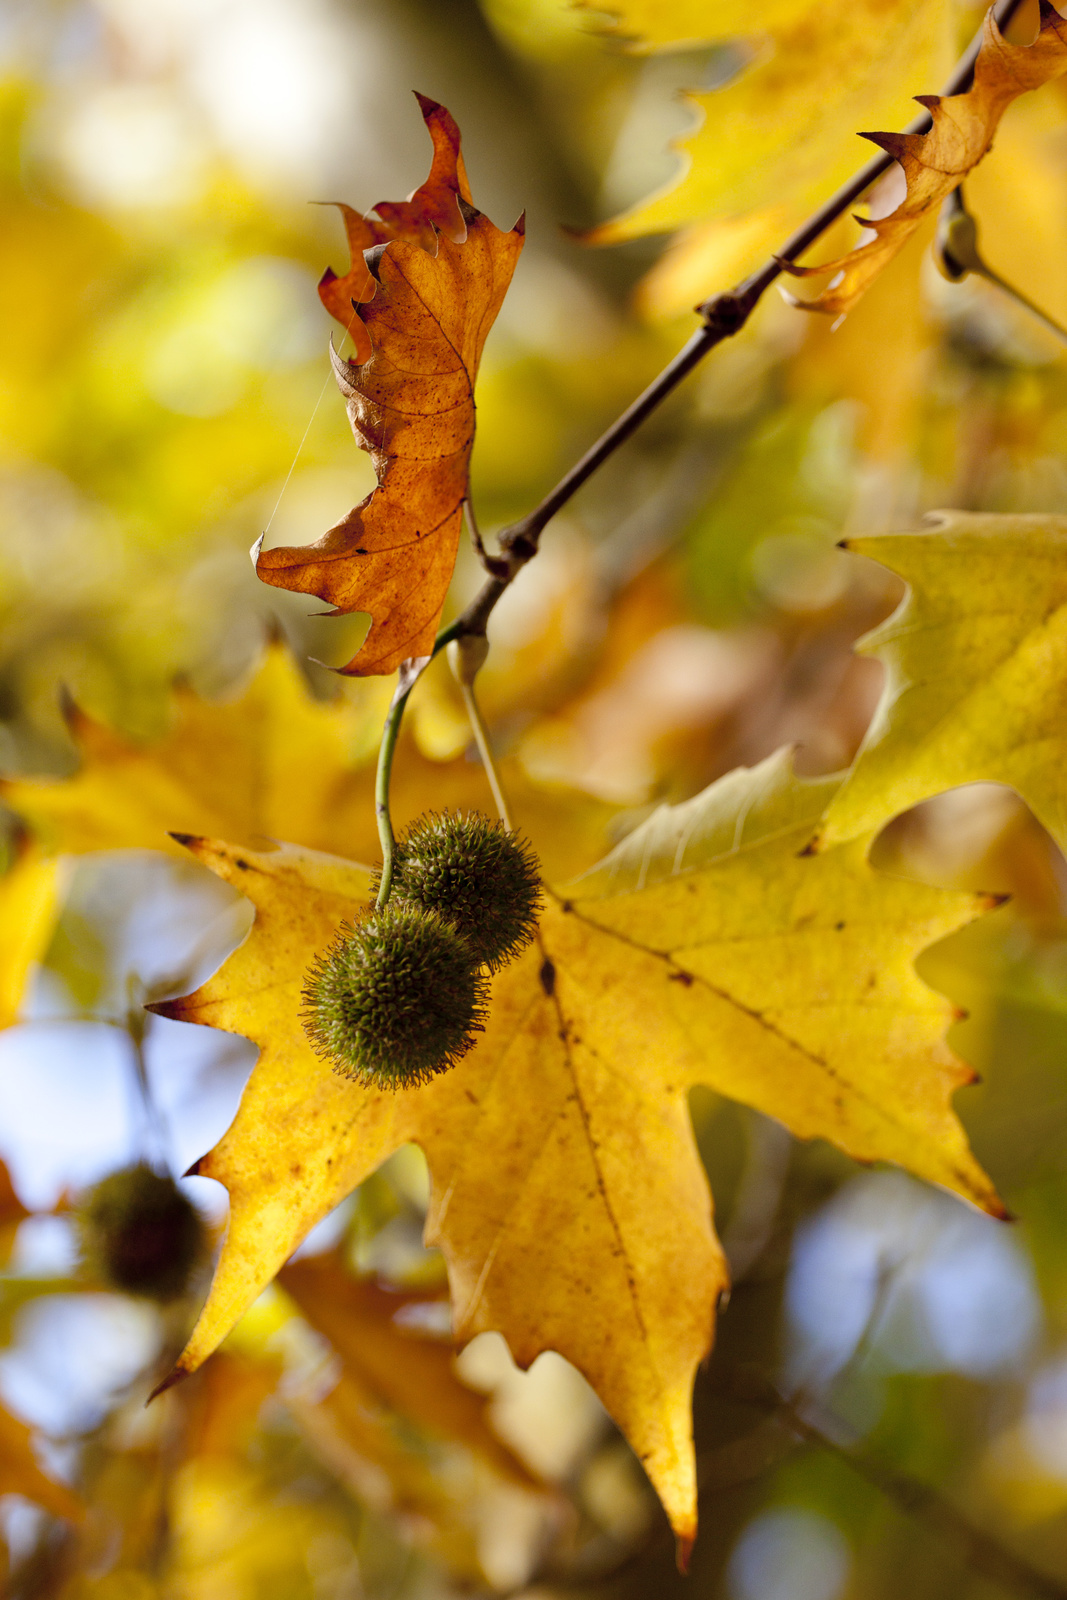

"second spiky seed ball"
[381,810,542,972]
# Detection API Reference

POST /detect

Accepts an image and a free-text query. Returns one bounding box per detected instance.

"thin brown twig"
[376,0,1029,858]
[447,0,1027,649]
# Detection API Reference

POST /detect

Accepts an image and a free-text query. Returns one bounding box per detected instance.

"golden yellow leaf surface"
[586,0,815,51]
[816,512,1067,855]
[255,97,524,676]
[587,0,951,315]
[0,839,65,1029]
[151,749,997,1548]
[783,1,1067,316]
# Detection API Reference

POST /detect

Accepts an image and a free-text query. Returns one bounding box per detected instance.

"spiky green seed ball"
[377,811,542,972]
[302,901,488,1090]
[76,1165,207,1301]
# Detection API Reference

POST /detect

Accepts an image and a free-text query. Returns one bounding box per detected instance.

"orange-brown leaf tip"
[837,538,853,550]
[183,1156,203,1178]
[318,264,337,288]
[797,839,817,857]
[514,212,526,237]
[982,892,1011,910]
[168,832,201,850]
[145,999,181,1020]
[952,1004,969,1023]
[413,90,442,116]
[675,1533,694,1574]
[147,1363,189,1404]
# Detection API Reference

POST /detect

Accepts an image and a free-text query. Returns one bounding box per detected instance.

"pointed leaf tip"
[147,1364,189,1404]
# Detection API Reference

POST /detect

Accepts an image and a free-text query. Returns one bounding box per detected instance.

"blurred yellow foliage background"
[4,0,1067,1596]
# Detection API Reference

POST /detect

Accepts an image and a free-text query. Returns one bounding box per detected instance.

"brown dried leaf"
[255,97,524,677]
[782,1,1067,316]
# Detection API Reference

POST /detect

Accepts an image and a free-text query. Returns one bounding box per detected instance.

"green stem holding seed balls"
[374,619,465,911]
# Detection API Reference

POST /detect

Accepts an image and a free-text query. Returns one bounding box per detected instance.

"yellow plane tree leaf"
[2,642,615,885]
[587,0,951,318]
[3,643,390,861]
[279,1253,534,1485]
[815,512,1067,856]
[255,97,525,676]
[149,749,997,1551]
[783,1,1067,316]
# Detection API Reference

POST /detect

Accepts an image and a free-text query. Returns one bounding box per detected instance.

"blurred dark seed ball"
[76,1164,208,1301]
[302,901,489,1091]
[379,810,542,972]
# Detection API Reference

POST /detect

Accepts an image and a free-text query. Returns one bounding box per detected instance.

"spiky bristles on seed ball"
[302,901,489,1090]
[75,1164,207,1301]
[375,810,542,972]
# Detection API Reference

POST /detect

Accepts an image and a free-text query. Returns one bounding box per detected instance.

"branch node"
[696,287,757,337]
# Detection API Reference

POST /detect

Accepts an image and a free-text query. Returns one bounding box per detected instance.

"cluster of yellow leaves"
[784,2,1067,315]
[11,37,1067,1573]
[586,0,1067,323]
[255,97,525,675]
[586,0,952,314]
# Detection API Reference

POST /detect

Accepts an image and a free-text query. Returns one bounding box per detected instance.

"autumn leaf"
[0,1396,82,1522]
[281,1279,543,1589]
[781,2,1067,316]
[3,642,390,861]
[586,0,951,319]
[0,836,66,1029]
[279,1253,535,1486]
[150,748,997,1549]
[315,95,474,368]
[183,1348,284,1463]
[2,641,616,884]
[814,512,1067,857]
[0,1156,29,1268]
[254,96,525,677]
